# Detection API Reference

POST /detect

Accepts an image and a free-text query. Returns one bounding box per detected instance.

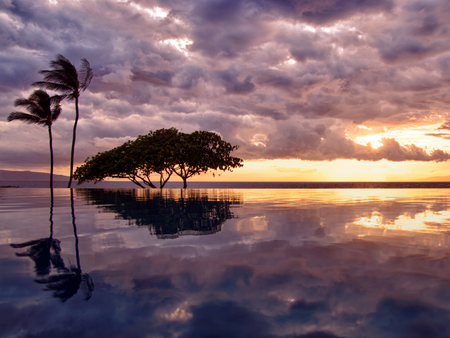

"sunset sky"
[2,0,450,181]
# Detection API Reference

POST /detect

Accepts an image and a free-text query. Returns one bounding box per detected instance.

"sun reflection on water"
[355,210,450,233]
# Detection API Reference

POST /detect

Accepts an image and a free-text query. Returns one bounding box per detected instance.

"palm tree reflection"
[10,189,94,302]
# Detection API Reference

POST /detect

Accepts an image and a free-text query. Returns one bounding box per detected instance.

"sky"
[2,0,450,181]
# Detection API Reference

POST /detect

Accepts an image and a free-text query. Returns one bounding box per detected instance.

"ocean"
[2,180,450,189]
[2,187,450,337]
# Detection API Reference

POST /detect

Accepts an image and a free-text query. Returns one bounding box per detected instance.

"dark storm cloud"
[2,0,450,171]
[216,68,256,94]
[131,68,175,87]
[228,0,394,25]
[376,36,450,63]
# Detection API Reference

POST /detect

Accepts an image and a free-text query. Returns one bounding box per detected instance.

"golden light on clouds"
[351,122,450,151]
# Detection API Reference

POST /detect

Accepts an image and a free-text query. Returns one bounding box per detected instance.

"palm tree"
[33,54,93,188]
[7,90,62,189]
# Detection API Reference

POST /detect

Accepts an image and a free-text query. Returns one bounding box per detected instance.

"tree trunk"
[68,98,79,188]
[182,177,187,189]
[48,125,53,190]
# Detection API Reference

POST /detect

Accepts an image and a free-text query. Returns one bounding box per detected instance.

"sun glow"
[284,58,296,65]
[161,39,193,56]
[351,122,450,151]
[127,2,168,19]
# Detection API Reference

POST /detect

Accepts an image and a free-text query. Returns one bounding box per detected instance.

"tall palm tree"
[7,90,62,189]
[33,54,93,188]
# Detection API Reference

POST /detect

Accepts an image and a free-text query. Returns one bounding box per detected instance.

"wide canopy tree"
[74,128,243,188]
[7,90,62,189]
[33,54,93,188]
[173,131,243,188]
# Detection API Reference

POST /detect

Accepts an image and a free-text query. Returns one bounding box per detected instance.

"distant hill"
[0,170,69,181]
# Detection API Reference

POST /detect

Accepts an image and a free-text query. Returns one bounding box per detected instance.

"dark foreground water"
[2,188,450,338]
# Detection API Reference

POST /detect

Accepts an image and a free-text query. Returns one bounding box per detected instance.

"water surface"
[1,188,450,337]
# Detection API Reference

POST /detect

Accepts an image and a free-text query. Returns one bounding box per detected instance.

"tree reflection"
[78,189,242,239]
[10,189,64,276]
[10,189,94,302]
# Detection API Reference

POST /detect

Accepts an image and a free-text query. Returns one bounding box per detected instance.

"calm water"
[2,188,450,337]
[3,180,450,189]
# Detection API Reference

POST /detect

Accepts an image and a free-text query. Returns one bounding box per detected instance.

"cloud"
[216,68,256,94]
[131,68,175,87]
[237,118,450,162]
[425,133,450,140]
[2,0,450,173]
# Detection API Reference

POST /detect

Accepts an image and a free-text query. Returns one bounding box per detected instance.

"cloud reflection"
[2,189,450,337]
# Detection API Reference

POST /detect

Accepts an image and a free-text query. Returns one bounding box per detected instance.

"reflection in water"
[78,189,242,238]
[10,189,94,302]
[10,189,64,276]
[4,188,450,337]
[355,210,450,233]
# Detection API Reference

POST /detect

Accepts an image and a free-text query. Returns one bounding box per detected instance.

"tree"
[74,128,243,188]
[173,131,243,188]
[74,140,151,188]
[7,90,62,189]
[33,54,93,188]
[74,128,180,188]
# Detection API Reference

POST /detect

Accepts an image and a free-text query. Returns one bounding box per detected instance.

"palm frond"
[40,69,78,87]
[13,98,32,107]
[51,105,62,122]
[32,80,75,95]
[32,54,80,100]
[7,112,44,125]
[8,90,61,126]
[79,58,93,91]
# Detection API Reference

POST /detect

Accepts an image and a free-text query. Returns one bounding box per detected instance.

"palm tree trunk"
[68,98,79,188]
[48,125,53,190]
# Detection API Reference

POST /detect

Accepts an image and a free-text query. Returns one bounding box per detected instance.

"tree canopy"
[74,128,243,188]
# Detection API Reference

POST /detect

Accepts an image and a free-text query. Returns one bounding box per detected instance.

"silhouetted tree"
[33,54,93,188]
[173,131,243,188]
[7,90,62,189]
[74,128,243,188]
[74,128,179,188]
